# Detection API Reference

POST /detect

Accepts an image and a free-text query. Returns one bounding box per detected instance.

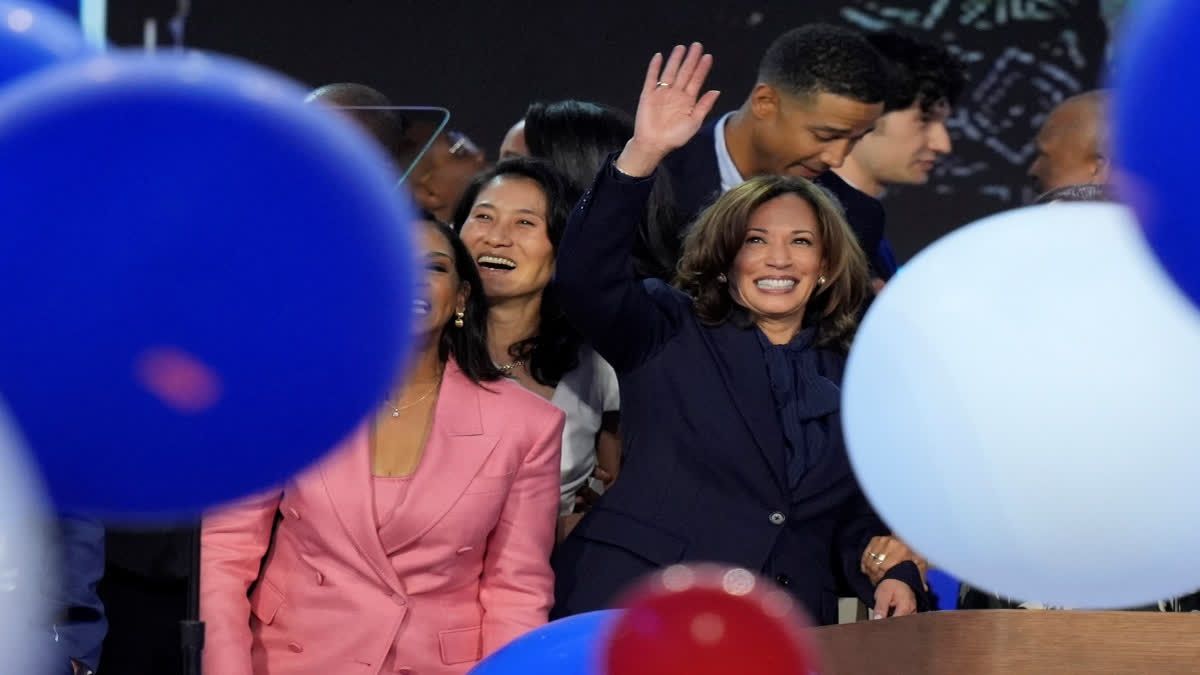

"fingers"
[872,583,896,620]
[861,536,886,572]
[592,466,613,484]
[674,42,705,92]
[659,44,687,87]
[872,581,918,619]
[693,89,722,120]
[642,52,664,96]
[683,51,714,97]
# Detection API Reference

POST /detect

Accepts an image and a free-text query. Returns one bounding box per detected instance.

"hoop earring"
[454,310,465,328]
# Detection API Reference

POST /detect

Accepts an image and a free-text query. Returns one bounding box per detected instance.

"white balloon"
[844,203,1200,609]
[0,400,52,673]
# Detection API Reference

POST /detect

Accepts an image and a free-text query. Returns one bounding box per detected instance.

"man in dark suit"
[661,24,888,269]
[817,31,967,288]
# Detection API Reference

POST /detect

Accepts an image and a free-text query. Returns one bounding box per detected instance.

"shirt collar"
[713,112,745,193]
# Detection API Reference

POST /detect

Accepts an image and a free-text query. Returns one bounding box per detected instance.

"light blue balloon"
[843,203,1200,609]
[0,1,91,88]
[469,610,621,675]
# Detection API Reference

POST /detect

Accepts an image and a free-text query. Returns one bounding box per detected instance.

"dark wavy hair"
[758,24,889,104]
[676,175,871,352]
[523,100,678,280]
[419,218,502,385]
[451,157,582,386]
[866,31,968,114]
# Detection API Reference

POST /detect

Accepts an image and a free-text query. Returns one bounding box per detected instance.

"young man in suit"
[817,31,967,288]
[661,24,889,270]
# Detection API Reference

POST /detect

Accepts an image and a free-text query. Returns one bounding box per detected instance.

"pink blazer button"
[287,642,303,653]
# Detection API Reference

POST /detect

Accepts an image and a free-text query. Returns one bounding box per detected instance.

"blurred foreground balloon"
[844,203,1200,608]
[1111,0,1200,309]
[0,0,91,88]
[469,610,620,675]
[0,400,53,675]
[603,565,818,675]
[0,51,416,517]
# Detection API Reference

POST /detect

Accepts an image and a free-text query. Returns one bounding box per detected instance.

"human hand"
[615,42,720,177]
[872,578,918,620]
[861,535,928,588]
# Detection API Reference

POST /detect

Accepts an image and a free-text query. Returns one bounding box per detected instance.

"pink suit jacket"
[201,358,565,675]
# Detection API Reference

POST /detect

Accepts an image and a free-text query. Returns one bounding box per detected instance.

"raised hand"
[615,42,720,177]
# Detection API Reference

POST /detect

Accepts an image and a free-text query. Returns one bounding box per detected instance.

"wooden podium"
[812,610,1200,674]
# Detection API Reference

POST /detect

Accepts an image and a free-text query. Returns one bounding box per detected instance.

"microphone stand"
[181,523,204,675]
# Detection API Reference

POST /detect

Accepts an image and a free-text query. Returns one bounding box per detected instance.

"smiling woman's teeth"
[413,299,431,315]
[756,279,796,289]
[478,255,517,270]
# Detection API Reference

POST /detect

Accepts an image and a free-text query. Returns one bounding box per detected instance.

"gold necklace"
[384,380,440,418]
[497,360,524,375]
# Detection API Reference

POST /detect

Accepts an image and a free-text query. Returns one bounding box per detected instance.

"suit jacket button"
[768,511,786,525]
[775,573,791,587]
[315,571,324,585]
[288,507,301,520]
[391,593,407,606]
[287,642,303,653]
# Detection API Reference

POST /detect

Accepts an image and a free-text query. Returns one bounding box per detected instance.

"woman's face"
[415,221,468,340]
[727,193,826,326]
[459,175,556,303]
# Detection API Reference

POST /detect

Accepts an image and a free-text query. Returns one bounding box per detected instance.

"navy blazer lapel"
[699,319,788,494]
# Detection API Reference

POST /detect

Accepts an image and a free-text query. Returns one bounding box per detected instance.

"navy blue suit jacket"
[662,120,896,279]
[551,159,923,625]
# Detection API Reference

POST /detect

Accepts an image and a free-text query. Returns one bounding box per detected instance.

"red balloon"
[602,565,820,675]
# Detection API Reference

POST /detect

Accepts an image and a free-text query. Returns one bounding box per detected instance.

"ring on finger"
[655,81,672,89]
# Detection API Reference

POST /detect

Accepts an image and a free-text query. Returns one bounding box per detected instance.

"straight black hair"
[451,157,582,387]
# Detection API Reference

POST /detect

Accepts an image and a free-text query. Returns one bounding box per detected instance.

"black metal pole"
[180,523,204,675]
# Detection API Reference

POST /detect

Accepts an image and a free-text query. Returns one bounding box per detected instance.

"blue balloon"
[0,1,91,88]
[1111,0,1200,309]
[469,610,622,675]
[0,51,416,517]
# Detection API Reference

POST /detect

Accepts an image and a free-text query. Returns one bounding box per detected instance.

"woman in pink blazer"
[201,218,565,675]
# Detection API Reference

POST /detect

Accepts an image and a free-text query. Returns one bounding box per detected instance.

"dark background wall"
[105,0,1123,262]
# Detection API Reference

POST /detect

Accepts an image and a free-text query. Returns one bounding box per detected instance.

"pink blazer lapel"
[383,358,499,552]
[318,426,406,595]
[318,358,500,594]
